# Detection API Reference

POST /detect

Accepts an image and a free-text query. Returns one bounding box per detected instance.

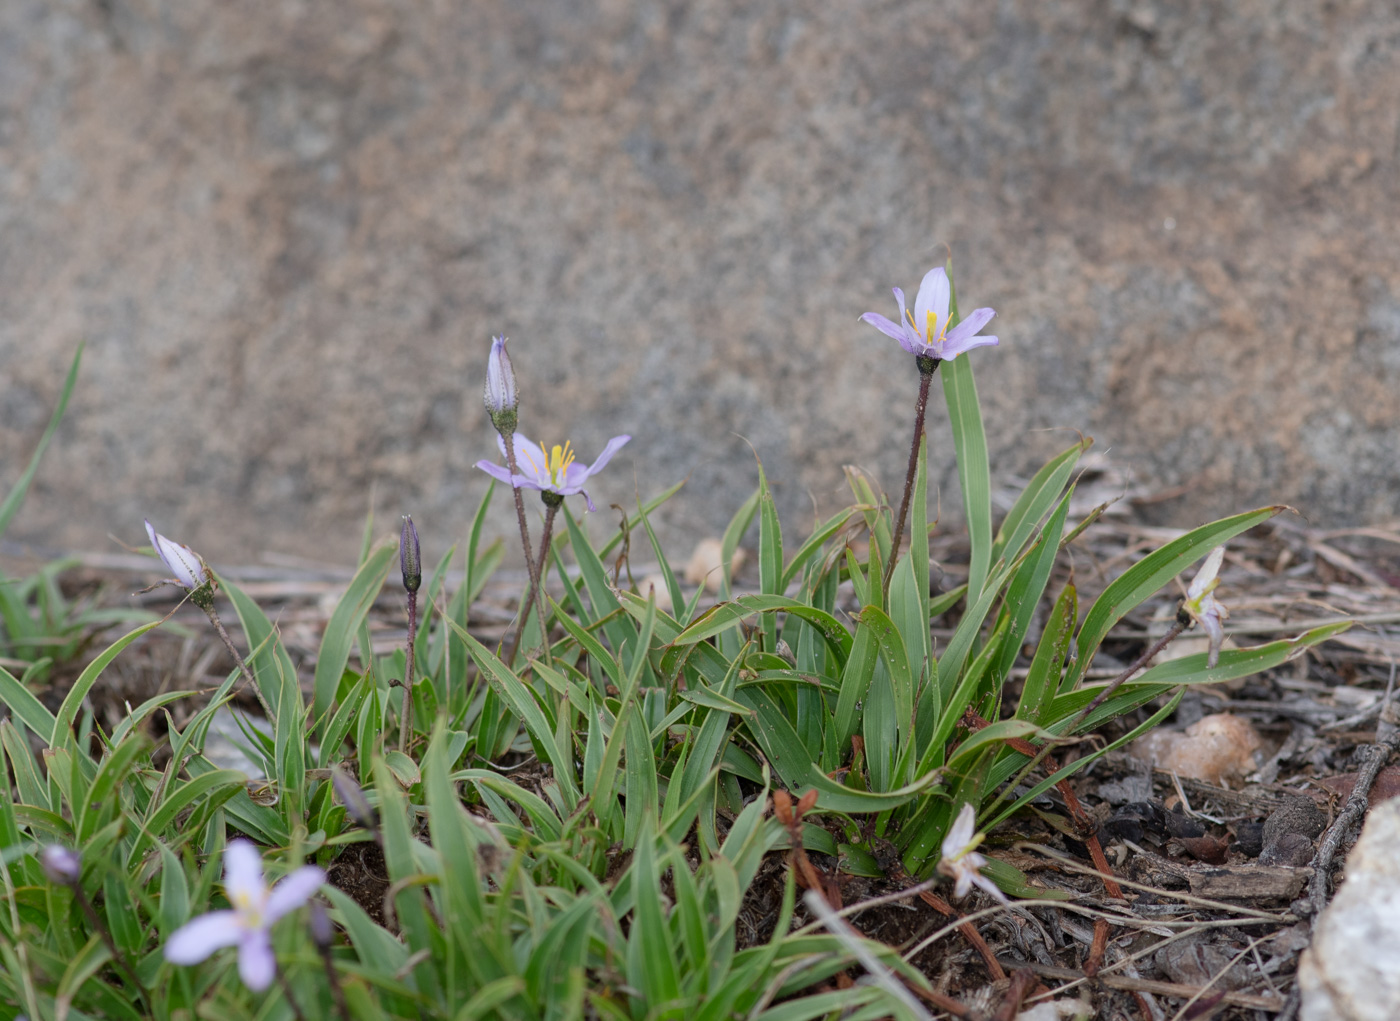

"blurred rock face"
[2,1,1396,562]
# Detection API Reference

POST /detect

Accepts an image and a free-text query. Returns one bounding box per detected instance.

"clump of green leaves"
[0,271,1349,1019]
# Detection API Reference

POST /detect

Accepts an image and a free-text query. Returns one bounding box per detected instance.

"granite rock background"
[2,0,1397,567]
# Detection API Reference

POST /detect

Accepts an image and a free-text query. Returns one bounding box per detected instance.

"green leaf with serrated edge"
[372,758,443,1003]
[1015,582,1077,725]
[780,507,859,592]
[757,460,782,651]
[833,620,878,751]
[548,601,623,692]
[313,540,396,724]
[736,688,941,812]
[1069,506,1285,687]
[220,574,300,733]
[0,344,81,537]
[156,841,190,936]
[991,438,1087,564]
[0,665,56,741]
[183,755,287,847]
[424,725,501,991]
[719,487,761,601]
[675,649,746,851]
[946,719,1042,773]
[856,605,915,758]
[455,770,563,842]
[129,769,244,868]
[626,829,682,1006]
[672,594,853,666]
[319,669,373,768]
[561,505,637,665]
[929,584,967,620]
[936,557,1016,697]
[940,304,992,607]
[75,733,146,843]
[982,689,1186,834]
[925,613,1012,771]
[414,542,454,682]
[448,618,581,809]
[637,493,688,626]
[1051,621,1352,732]
[623,708,659,847]
[993,489,1075,685]
[51,619,162,753]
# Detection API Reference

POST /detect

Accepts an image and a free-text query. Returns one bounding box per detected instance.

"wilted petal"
[145,520,209,590]
[264,866,326,925]
[913,267,951,341]
[941,803,978,860]
[164,910,243,964]
[237,927,277,992]
[1187,547,1225,603]
[970,865,1010,905]
[1199,607,1226,668]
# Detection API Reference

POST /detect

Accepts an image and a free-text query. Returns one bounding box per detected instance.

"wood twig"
[1308,663,1400,916]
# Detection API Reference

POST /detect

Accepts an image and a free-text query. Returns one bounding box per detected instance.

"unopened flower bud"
[40,844,82,886]
[484,335,519,436]
[308,900,334,950]
[331,766,377,832]
[400,516,421,593]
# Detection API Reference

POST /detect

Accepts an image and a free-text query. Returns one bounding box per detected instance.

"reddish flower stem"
[883,358,938,595]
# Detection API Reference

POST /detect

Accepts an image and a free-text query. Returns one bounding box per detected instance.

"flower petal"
[948,306,996,340]
[940,332,1000,360]
[475,459,532,490]
[509,435,551,485]
[913,267,950,341]
[942,803,977,858]
[972,870,1010,905]
[583,435,630,477]
[164,910,242,963]
[222,840,266,910]
[237,927,277,991]
[856,310,924,354]
[264,866,325,924]
[1187,547,1225,601]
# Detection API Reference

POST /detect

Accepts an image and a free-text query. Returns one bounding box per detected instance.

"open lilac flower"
[476,433,630,511]
[145,520,210,591]
[936,803,1007,903]
[164,839,325,992]
[1184,546,1230,668]
[861,266,998,361]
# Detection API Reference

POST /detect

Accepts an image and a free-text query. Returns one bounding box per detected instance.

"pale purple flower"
[1184,546,1230,668]
[145,520,210,590]
[861,266,998,361]
[164,839,325,992]
[936,803,1007,903]
[40,844,82,885]
[475,433,630,512]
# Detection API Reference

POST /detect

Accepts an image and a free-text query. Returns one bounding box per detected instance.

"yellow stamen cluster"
[524,440,576,487]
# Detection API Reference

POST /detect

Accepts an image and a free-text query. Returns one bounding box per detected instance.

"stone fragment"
[1299,798,1400,1021]
[684,538,745,593]
[1130,713,1262,785]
